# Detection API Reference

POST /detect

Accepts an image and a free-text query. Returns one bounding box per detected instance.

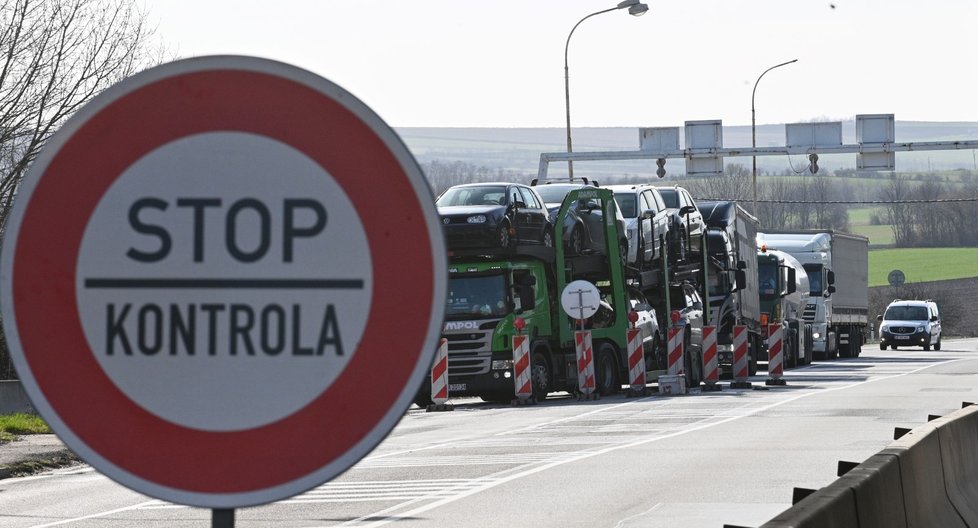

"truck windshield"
[804,264,823,296]
[446,274,510,319]
[758,262,779,299]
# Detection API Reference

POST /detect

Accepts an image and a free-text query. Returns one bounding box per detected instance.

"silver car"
[607,184,671,267]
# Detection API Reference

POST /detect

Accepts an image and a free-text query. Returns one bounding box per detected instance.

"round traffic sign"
[560,280,600,320]
[888,269,906,287]
[0,56,446,507]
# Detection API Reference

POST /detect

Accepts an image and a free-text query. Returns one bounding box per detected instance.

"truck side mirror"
[827,285,836,296]
[735,269,746,290]
[786,268,797,294]
[827,270,836,285]
[736,260,747,270]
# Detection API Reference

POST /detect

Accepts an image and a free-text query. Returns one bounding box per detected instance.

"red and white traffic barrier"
[766,323,787,386]
[702,326,720,391]
[512,334,532,402]
[627,327,646,394]
[427,338,453,411]
[575,330,596,397]
[667,326,684,376]
[731,325,752,389]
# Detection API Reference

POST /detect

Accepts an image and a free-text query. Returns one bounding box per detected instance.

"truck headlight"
[812,332,821,340]
[467,215,487,224]
[492,360,514,370]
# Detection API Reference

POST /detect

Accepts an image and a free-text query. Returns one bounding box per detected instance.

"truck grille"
[803,303,817,323]
[442,319,500,376]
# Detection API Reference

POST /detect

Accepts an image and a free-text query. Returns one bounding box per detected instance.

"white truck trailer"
[755,231,869,359]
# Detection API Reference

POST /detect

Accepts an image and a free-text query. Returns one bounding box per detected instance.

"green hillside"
[869,247,978,287]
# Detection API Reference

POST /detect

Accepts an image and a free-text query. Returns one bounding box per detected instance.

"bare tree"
[0,0,162,379]
[880,175,916,247]
[0,0,163,228]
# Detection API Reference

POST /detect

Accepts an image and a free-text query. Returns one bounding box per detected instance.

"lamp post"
[751,58,797,215]
[564,0,648,179]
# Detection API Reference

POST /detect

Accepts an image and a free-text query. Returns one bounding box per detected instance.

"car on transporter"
[436,182,554,249]
[877,299,942,351]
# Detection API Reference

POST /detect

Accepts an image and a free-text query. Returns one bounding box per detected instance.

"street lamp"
[751,58,797,215]
[564,0,648,179]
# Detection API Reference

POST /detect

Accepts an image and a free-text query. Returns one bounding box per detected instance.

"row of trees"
[879,177,978,247]
[422,160,978,248]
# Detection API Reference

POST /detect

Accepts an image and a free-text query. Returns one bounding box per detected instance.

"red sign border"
[0,56,445,507]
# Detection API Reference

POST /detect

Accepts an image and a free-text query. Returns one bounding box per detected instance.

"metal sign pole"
[213,508,234,528]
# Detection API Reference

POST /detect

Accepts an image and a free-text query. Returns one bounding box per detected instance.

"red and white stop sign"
[0,56,446,507]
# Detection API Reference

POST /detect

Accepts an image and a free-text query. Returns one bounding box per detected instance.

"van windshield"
[884,305,929,321]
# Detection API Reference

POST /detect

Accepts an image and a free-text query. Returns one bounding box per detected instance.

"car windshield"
[658,189,679,208]
[884,305,929,321]
[446,274,510,319]
[437,186,508,207]
[533,184,585,205]
[614,194,637,218]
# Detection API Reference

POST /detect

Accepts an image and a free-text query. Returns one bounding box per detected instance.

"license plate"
[895,335,910,340]
[449,383,467,392]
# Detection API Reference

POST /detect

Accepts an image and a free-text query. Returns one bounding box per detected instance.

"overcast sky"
[149,0,978,129]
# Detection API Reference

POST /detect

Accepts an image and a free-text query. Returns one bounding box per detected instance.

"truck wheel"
[595,342,621,396]
[480,392,512,403]
[413,392,433,408]
[531,352,551,402]
[683,331,701,388]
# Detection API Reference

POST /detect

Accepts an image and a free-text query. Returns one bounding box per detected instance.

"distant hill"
[396,121,978,179]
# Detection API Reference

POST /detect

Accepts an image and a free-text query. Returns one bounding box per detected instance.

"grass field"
[849,206,894,246]
[869,247,978,287]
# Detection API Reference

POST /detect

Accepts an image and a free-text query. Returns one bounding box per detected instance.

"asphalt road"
[3,339,977,528]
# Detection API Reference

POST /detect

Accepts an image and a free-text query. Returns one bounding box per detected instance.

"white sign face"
[0,56,446,508]
[77,132,371,431]
[560,280,600,320]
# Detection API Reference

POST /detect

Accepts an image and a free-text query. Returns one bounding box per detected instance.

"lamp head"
[617,0,649,16]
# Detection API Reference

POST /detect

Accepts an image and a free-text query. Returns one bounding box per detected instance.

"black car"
[531,181,627,256]
[436,182,553,249]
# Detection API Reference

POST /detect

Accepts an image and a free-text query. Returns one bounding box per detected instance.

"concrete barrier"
[758,403,978,528]
[936,405,978,525]
[838,454,907,528]
[759,484,858,528]
[0,380,34,414]
[884,423,967,527]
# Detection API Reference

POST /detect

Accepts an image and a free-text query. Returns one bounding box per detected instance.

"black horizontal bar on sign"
[83,278,365,289]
